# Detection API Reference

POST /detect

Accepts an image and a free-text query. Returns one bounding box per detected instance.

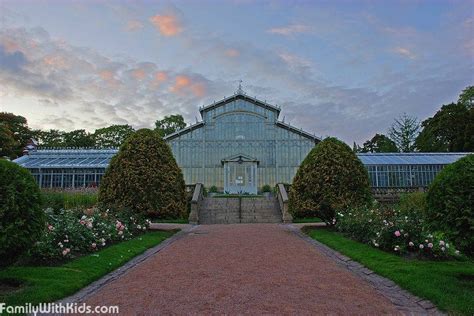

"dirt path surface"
[85,224,399,314]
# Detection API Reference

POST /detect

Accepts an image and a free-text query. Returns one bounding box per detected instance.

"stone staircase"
[198,196,282,224]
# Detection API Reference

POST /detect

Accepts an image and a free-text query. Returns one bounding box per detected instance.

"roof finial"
[236,79,243,94]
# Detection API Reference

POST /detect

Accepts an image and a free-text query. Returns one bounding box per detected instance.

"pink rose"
[91,243,97,248]
[428,243,433,248]
[47,224,54,231]
[394,230,401,237]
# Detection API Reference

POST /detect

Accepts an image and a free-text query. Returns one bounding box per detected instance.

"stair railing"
[189,183,204,224]
[276,183,293,223]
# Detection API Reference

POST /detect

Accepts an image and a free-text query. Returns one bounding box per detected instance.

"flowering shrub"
[335,206,461,259]
[28,208,150,263]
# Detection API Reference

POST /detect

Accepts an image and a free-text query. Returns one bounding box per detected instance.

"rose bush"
[334,205,461,259]
[27,208,150,263]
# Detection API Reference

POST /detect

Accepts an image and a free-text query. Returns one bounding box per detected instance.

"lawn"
[305,228,474,315]
[0,230,176,307]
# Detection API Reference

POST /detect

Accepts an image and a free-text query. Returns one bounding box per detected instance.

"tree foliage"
[415,102,472,152]
[0,160,45,266]
[458,86,474,107]
[93,124,135,148]
[361,133,398,153]
[155,114,186,137]
[0,112,32,158]
[0,123,17,159]
[426,154,474,256]
[289,137,372,223]
[389,113,420,152]
[98,129,186,219]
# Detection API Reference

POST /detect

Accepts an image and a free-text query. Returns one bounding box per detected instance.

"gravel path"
[85,224,399,314]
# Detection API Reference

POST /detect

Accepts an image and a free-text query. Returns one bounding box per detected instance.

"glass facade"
[164,93,319,191]
[358,153,470,188]
[13,149,114,189]
[28,168,106,188]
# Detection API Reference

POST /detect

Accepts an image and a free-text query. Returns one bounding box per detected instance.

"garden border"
[56,225,197,305]
[286,224,444,315]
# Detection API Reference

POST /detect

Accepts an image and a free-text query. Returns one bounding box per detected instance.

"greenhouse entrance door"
[222,154,258,194]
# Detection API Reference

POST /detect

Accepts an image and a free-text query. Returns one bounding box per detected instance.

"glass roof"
[13,149,118,168]
[357,153,471,165]
[13,149,472,168]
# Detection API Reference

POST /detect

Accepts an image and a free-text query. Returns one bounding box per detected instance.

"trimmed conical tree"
[98,129,186,219]
[0,160,45,266]
[289,137,372,223]
[426,154,473,256]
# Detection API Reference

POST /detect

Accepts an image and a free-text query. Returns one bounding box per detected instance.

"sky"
[0,0,473,145]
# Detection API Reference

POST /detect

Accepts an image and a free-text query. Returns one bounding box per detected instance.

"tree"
[458,86,474,107]
[98,129,186,219]
[63,129,95,148]
[0,160,45,266]
[93,125,135,148]
[361,134,398,153]
[288,137,372,223]
[155,114,186,137]
[415,103,471,152]
[389,113,420,152]
[33,129,65,148]
[0,123,17,159]
[426,154,474,256]
[0,112,32,158]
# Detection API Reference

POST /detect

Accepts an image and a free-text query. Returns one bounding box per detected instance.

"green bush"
[261,184,272,193]
[289,137,372,223]
[398,191,427,215]
[426,154,474,256]
[0,160,45,266]
[209,185,218,193]
[98,129,186,219]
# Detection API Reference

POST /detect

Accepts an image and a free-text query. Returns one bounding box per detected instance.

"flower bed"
[334,206,461,259]
[27,208,151,263]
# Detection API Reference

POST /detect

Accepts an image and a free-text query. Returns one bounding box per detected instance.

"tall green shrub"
[426,154,474,256]
[98,129,186,219]
[289,137,372,222]
[0,160,45,266]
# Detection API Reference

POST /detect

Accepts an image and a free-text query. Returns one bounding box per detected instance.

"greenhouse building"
[13,89,472,193]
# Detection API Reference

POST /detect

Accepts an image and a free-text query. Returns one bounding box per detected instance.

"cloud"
[170,75,207,97]
[153,71,167,84]
[149,14,183,36]
[0,45,28,72]
[224,48,240,58]
[267,24,310,36]
[392,47,416,60]
[0,26,213,132]
[125,20,144,32]
[278,52,312,70]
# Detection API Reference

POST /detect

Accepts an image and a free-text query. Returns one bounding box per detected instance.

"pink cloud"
[43,55,69,69]
[149,14,182,36]
[132,68,146,80]
[153,71,167,84]
[267,24,310,36]
[170,75,206,97]
[224,48,240,58]
[98,70,119,85]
